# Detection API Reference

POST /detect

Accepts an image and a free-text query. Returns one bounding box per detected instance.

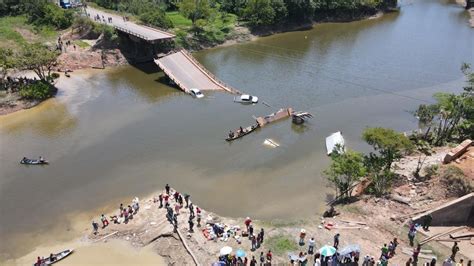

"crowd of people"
[1,76,39,93]
[85,184,470,266]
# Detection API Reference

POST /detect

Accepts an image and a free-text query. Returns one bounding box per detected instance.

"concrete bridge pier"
[117,32,173,63]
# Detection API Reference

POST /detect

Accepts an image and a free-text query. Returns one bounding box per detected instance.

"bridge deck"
[155,50,239,94]
[86,7,175,41]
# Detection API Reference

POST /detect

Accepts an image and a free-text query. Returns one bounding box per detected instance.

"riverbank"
[7,144,472,265]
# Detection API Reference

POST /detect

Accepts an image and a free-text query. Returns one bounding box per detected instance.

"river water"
[0,0,472,261]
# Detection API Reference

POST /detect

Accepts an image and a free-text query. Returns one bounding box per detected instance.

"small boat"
[33,249,73,266]
[226,124,259,141]
[326,131,345,155]
[20,158,49,165]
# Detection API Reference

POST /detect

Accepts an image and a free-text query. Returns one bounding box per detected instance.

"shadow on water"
[130,61,162,74]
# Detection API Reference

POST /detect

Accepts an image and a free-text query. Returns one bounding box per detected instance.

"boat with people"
[33,249,73,266]
[326,131,345,155]
[20,157,49,165]
[226,124,260,141]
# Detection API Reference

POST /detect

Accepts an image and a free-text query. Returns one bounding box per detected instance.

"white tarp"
[326,131,345,155]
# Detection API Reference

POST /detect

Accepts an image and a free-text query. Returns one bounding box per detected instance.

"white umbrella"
[220,246,232,256]
[319,245,337,257]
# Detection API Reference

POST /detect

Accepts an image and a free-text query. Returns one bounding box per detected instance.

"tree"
[18,43,59,81]
[364,153,394,196]
[140,10,174,29]
[324,145,366,200]
[411,139,433,179]
[284,0,316,22]
[362,127,412,171]
[244,0,276,26]
[414,103,437,140]
[27,2,73,29]
[413,65,474,145]
[179,0,212,25]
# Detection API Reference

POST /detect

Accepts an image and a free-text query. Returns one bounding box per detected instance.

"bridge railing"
[180,50,241,95]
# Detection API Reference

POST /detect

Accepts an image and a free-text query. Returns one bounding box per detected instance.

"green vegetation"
[27,1,74,29]
[74,39,90,48]
[266,235,298,255]
[413,64,474,146]
[18,42,60,81]
[324,145,366,199]
[140,10,174,29]
[423,164,439,179]
[167,11,193,28]
[179,0,212,25]
[441,166,473,197]
[19,81,56,100]
[0,16,58,50]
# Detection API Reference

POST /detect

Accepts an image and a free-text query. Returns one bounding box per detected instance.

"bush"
[139,10,174,29]
[19,81,55,100]
[28,2,73,29]
[423,164,439,179]
[441,166,473,197]
[92,23,118,42]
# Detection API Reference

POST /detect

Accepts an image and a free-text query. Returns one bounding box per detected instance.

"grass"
[166,11,192,28]
[266,235,298,256]
[257,219,307,228]
[0,15,58,50]
[74,39,90,48]
[0,16,28,48]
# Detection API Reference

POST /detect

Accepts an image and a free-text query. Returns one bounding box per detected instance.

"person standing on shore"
[408,227,416,247]
[92,221,99,235]
[259,252,265,266]
[164,193,169,208]
[184,194,190,208]
[196,207,202,227]
[308,237,315,254]
[188,218,194,233]
[158,194,163,208]
[413,244,421,264]
[251,234,257,251]
[249,224,254,239]
[406,257,413,266]
[250,256,257,266]
[165,184,170,195]
[245,217,252,232]
[299,229,306,246]
[260,228,265,243]
[422,214,433,231]
[100,214,109,228]
[189,203,195,218]
[178,194,183,206]
[334,233,340,249]
[451,242,460,261]
[266,250,272,264]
